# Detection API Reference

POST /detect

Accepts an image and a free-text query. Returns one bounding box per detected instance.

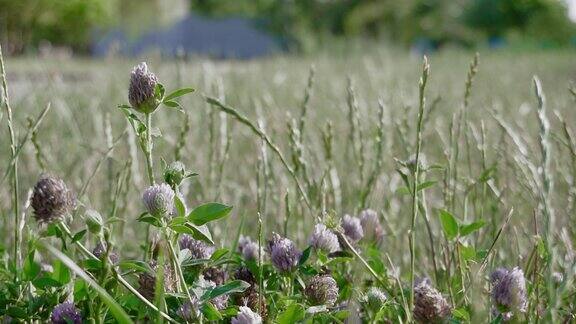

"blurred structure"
[92,13,281,59]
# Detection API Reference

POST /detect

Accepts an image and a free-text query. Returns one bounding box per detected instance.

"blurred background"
[1,0,576,58]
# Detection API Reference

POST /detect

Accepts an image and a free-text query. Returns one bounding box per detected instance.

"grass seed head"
[31,174,75,224]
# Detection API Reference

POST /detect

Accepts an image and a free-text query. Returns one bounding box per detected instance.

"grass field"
[0,45,575,322]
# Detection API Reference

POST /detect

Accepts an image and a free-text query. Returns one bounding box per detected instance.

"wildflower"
[142,183,174,218]
[232,306,262,324]
[305,275,339,306]
[309,224,340,253]
[268,233,301,273]
[204,280,229,310]
[365,287,387,310]
[238,235,260,261]
[178,297,200,323]
[164,161,186,187]
[92,241,119,265]
[179,234,215,259]
[137,261,177,301]
[203,267,227,286]
[234,267,256,285]
[31,175,75,224]
[491,267,527,314]
[128,62,159,113]
[341,214,363,243]
[51,302,81,324]
[84,209,103,234]
[413,279,451,323]
[359,209,383,242]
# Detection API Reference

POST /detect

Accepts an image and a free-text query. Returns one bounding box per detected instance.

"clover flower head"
[491,267,527,314]
[142,183,175,218]
[341,214,364,242]
[305,275,339,306]
[128,62,159,113]
[238,235,260,261]
[231,306,262,324]
[32,175,75,224]
[359,209,383,242]
[413,279,451,323]
[268,233,301,273]
[309,223,340,253]
[179,234,215,259]
[51,302,81,324]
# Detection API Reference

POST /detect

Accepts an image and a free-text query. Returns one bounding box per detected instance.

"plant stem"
[409,56,430,315]
[144,113,155,185]
[163,228,197,305]
[0,44,20,271]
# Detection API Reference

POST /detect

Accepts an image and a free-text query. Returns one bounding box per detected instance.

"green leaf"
[137,213,161,227]
[417,180,437,191]
[72,229,87,243]
[119,260,154,274]
[6,307,27,319]
[52,260,71,284]
[164,88,195,102]
[210,248,229,261]
[439,210,459,240]
[202,302,223,321]
[155,83,165,101]
[43,243,134,324]
[277,304,305,324]
[453,307,470,321]
[32,277,62,289]
[190,223,214,245]
[188,203,233,226]
[174,196,186,218]
[163,100,183,111]
[299,246,312,266]
[459,220,486,237]
[201,280,250,302]
[23,252,40,280]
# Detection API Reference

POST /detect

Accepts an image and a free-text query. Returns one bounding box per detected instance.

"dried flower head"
[309,223,340,253]
[234,267,256,285]
[365,287,387,310]
[238,235,260,261]
[179,234,215,259]
[491,267,527,314]
[359,209,383,242]
[232,306,262,324]
[268,233,301,273]
[241,288,268,320]
[178,297,200,323]
[92,241,119,265]
[31,175,75,224]
[142,183,175,218]
[128,62,159,113]
[341,214,364,243]
[305,275,339,306]
[413,280,451,323]
[51,302,82,324]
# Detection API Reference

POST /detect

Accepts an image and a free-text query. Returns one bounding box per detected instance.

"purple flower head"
[179,234,215,259]
[341,214,364,242]
[359,209,383,242]
[413,280,451,323]
[232,306,262,324]
[32,175,75,224]
[128,62,159,113]
[491,267,527,314]
[143,183,175,218]
[365,287,387,309]
[305,275,339,306]
[92,241,119,265]
[268,233,301,273]
[178,297,200,323]
[309,224,340,253]
[51,302,82,324]
[238,235,260,261]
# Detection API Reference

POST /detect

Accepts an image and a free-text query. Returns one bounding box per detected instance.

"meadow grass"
[0,44,575,322]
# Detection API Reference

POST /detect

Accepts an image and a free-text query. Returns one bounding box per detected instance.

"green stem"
[409,56,429,317]
[144,113,155,185]
[163,228,197,306]
[0,44,20,271]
